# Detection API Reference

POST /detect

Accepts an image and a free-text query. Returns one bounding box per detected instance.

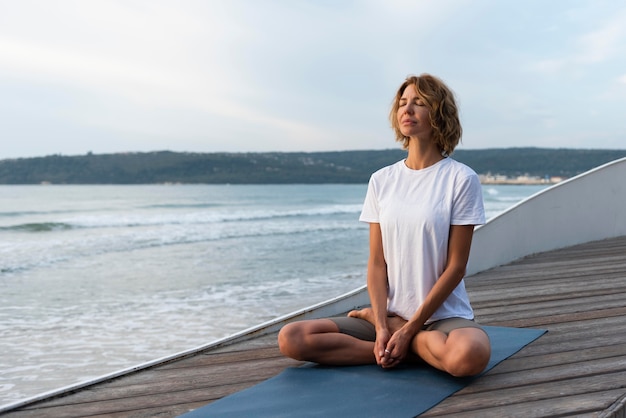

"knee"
[277,322,308,361]
[445,340,491,377]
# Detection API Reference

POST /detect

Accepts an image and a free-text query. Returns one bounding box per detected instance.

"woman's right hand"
[374,327,392,367]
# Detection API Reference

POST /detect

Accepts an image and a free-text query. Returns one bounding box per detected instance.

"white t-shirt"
[359,157,485,322]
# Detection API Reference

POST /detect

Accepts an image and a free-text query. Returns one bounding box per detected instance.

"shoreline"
[479,175,564,185]
[480,180,560,185]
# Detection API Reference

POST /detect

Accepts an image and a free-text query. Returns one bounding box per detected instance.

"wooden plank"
[422,371,626,416]
[133,346,284,371]
[474,292,626,319]
[477,301,626,325]
[4,383,247,418]
[468,262,626,285]
[469,274,626,295]
[505,332,626,359]
[488,344,626,375]
[470,285,626,309]
[483,306,626,328]
[424,389,626,417]
[21,356,299,407]
[469,277,626,301]
[507,322,626,363]
[456,356,626,395]
[468,263,626,284]
[516,314,626,340]
[86,401,210,418]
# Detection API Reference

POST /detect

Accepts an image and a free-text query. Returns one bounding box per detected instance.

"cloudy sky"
[1,0,625,159]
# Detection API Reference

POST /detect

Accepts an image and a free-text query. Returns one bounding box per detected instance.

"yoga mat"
[180,326,545,418]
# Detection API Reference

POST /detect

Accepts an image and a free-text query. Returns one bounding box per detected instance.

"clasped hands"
[374,326,414,369]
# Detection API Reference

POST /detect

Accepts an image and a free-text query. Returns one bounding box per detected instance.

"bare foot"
[348,308,407,333]
[348,307,375,323]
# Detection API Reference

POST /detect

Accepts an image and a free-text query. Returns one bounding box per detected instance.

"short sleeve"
[359,176,380,223]
[451,173,485,225]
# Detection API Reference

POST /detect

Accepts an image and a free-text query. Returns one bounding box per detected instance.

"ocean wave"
[0,223,74,232]
[0,220,365,276]
[141,203,224,210]
[93,204,363,227]
[1,204,363,232]
[0,209,85,218]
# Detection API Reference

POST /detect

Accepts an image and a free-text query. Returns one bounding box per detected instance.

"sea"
[0,182,548,406]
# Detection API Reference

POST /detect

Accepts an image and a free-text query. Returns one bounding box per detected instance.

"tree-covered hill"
[0,148,624,184]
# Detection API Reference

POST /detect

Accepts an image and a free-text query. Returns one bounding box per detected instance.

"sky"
[1,0,625,159]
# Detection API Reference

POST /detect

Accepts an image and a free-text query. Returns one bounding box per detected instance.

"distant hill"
[0,148,625,184]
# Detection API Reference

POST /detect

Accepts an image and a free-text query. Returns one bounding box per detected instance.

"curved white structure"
[466,156,626,275]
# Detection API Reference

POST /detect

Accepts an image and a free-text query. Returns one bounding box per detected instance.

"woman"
[278,74,491,377]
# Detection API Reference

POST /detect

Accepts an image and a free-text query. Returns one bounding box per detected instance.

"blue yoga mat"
[180,326,545,418]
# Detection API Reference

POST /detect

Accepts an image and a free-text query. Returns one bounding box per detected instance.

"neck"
[404,138,444,170]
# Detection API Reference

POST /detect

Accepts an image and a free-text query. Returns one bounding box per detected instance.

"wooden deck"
[3,235,626,417]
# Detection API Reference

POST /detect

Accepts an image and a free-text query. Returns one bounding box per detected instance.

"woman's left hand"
[380,328,413,368]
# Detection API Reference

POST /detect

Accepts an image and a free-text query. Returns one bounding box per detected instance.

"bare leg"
[349,308,490,376]
[278,319,376,365]
[413,328,490,377]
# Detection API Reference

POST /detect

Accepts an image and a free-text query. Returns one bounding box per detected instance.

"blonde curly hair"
[389,74,462,156]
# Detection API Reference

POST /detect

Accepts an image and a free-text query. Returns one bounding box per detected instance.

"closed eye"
[399,98,425,107]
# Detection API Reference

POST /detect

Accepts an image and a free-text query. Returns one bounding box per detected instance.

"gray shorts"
[328,315,484,342]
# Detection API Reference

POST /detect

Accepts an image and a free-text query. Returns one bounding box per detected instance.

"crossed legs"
[278,308,491,377]
[278,318,376,365]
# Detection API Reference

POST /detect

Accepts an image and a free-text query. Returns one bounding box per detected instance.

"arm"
[366,223,391,365]
[384,224,476,364]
